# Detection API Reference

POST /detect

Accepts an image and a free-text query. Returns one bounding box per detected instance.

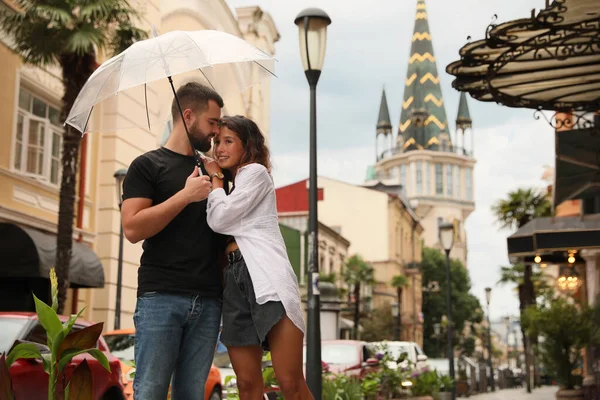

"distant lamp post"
[113,168,127,330]
[438,222,455,400]
[434,322,441,357]
[391,302,400,341]
[295,8,331,400]
[504,316,511,366]
[485,287,496,392]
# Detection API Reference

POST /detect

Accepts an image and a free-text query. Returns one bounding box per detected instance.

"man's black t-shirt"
[122,147,222,298]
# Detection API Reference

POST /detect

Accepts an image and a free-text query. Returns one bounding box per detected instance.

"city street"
[471,386,557,400]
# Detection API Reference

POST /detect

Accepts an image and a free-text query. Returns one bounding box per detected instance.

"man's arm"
[122,166,212,244]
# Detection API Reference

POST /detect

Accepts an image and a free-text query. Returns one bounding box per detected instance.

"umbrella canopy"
[66,29,276,134]
[554,122,600,206]
[446,0,600,112]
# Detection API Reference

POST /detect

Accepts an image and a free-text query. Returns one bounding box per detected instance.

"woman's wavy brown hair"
[216,115,272,172]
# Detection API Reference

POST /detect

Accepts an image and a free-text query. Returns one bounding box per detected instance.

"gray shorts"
[220,249,285,351]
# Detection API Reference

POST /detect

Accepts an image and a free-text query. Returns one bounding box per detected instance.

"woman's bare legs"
[268,316,314,400]
[227,345,264,400]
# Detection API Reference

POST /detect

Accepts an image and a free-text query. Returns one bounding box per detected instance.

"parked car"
[1,312,125,400]
[370,341,429,371]
[103,328,222,400]
[303,340,380,378]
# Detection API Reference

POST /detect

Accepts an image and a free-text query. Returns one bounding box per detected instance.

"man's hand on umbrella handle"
[183,166,212,202]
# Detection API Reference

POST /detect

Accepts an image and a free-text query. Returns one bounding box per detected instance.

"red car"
[1,312,125,400]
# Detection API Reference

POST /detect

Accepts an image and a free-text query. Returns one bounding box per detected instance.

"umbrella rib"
[253,60,277,78]
[82,105,94,133]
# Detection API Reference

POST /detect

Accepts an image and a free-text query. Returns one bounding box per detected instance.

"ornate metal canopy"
[446,0,600,112]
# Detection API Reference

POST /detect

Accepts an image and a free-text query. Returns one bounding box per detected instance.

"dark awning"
[554,124,600,207]
[507,216,600,258]
[0,223,104,288]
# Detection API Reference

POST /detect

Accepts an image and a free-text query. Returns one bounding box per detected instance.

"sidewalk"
[469,386,557,399]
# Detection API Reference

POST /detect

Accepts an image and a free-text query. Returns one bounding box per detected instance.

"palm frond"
[391,274,410,288]
[110,23,147,55]
[66,23,106,55]
[79,0,123,21]
[35,4,73,25]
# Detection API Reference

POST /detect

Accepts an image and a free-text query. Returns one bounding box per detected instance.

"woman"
[203,115,312,400]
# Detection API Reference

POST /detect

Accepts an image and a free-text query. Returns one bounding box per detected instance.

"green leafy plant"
[439,375,454,392]
[523,298,597,390]
[322,373,363,400]
[410,369,442,397]
[0,268,110,399]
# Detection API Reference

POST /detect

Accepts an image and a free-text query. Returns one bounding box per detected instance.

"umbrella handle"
[167,76,207,174]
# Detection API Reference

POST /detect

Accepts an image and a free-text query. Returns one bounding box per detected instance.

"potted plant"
[455,365,469,396]
[523,298,597,400]
[438,375,454,400]
[409,369,441,400]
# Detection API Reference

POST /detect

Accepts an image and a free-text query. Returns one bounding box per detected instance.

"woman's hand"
[201,155,222,176]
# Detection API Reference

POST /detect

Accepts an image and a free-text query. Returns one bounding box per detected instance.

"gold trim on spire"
[425,115,447,130]
[412,32,431,41]
[402,137,416,150]
[427,137,440,146]
[417,3,426,10]
[424,94,444,107]
[420,73,439,84]
[399,119,412,132]
[405,73,417,85]
[416,12,428,19]
[409,53,435,63]
[403,97,414,109]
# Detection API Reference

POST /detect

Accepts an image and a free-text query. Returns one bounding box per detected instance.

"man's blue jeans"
[133,292,222,400]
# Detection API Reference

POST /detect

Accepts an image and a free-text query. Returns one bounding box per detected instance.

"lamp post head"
[114,168,128,207]
[294,8,331,84]
[433,322,441,335]
[438,222,455,253]
[485,287,492,305]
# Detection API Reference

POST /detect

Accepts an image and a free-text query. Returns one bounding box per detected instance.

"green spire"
[398,0,450,150]
[377,88,392,134]
[456,92,472,131]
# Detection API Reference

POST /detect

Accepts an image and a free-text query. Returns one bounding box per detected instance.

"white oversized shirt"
[206,163,306,335]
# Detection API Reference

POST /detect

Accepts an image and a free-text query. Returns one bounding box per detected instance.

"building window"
[435,163,443,195]
[400,164,407,195]
[446,164,453,196]
[416,161,423,195]
[465,168,473,200]
[424,161,430,195]
[14,88,63,185]
[455,166,460,199]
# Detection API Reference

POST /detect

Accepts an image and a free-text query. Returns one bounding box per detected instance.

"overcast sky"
[226,0,556,321]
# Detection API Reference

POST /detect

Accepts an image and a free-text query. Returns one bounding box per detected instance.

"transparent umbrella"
[65,28,276,166]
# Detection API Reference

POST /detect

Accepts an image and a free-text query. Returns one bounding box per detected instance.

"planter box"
[556,389,584,400]
[438,393,452,400]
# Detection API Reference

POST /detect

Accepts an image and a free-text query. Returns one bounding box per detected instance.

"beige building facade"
[0,0,279,330]
[276,177,426,345]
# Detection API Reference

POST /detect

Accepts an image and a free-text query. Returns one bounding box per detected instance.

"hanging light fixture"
[557,265,583,294]
[534,254,541,264]
[567,249,577,264]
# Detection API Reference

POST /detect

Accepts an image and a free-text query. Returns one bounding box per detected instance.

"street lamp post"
[391,302,400,340]
[434,322,441,358]
[438,222,455,400]
[295,9,331,400]
[485,287,496,392]
[113,168,127,330]
[504,316,511,367]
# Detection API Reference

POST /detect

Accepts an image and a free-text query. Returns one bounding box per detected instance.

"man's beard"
[189,122,212,152]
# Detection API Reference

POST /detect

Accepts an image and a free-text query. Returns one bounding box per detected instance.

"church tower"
[367,0,476,266]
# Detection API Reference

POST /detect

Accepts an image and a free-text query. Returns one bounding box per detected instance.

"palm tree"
[492,187,552,392]
[391,274,410,340]
[343,255,375,340]
[0,0,147,313]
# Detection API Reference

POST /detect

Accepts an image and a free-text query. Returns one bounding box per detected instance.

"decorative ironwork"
[446,0,600,112]
[533,109,598,130]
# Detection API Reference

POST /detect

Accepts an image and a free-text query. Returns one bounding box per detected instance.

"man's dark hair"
[171,82,224,122]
